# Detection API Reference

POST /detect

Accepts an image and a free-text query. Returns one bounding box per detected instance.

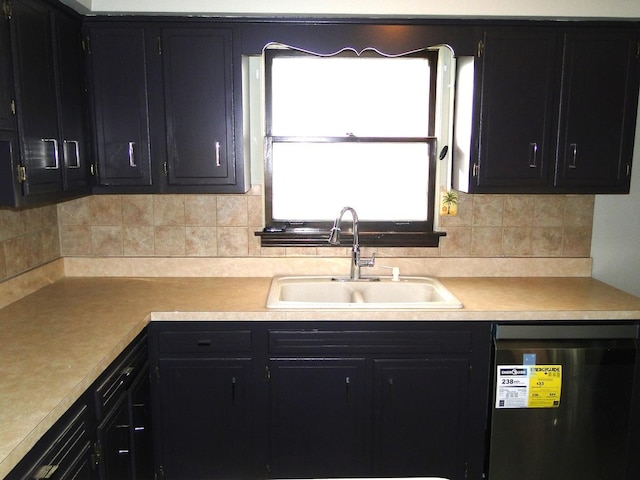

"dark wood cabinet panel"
[555,30,640,191]
[10,0,62,197]
[87,26,153,188]
[156,358,253,480]
[475,29,560,190]
[457,26,639,194]
[161,28,236,188]
[373,358,470,478]
[268,358,368,478]
[0,0,89,207]
[149,321,491,479]
[53,9,90,193]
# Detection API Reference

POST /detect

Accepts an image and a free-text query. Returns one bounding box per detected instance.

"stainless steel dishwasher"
[488,324,638,480]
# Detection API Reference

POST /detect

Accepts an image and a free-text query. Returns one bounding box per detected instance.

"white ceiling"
[59,0,640,19]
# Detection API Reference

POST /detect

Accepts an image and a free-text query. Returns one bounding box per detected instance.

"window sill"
[255,230,445,247]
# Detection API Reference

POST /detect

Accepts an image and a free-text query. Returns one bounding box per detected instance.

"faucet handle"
[358,252,375,267]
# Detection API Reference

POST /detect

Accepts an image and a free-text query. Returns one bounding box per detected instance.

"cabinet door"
[373,358,471,479]
[475,29,560,191]
[96,394,133,480]
[53,10,90,193]
[88,26,152,187]
[0,5,15,131]
[268,358,368,478]
[161,28,236,188]
[9,0,63,197]
[157,358,252,480]
[555,30,639,192]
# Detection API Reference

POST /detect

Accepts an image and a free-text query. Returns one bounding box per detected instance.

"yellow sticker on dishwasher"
[528,365,562,408]
[495,364,562,408]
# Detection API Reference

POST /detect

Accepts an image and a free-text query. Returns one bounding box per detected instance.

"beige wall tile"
[60,225,92,255]
[533,196,565,227]
[564,195,595,227]
[217,196,248,226]
[217,227,249,256]
[247,195,263,227]
[154,196,185,226]
[91,195,123,225]
[563,226,592,256]
[503,196,535,227]
[42,227,61,262]
[123,195,154,226]
[4,237,29,277]
[186,226,217,256]
[471,227,503,256]
[25,232,45,269]
[185,195,216,226]
[473,195,504,227]
[58,197,91,225]
[123,226,155,256]
[91,226,124,256]
[439,226,472,256]
[154,226,186,255]
[0,243,7,279]
[502,227,533,256]
[532,227,563,256]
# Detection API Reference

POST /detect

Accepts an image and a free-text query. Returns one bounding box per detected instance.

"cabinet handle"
[42,138,59,169]
[128,142,136,167]
[528,142,538,168]
[215,141,221,167]
[64,140,81,168]
[569,143,578,169]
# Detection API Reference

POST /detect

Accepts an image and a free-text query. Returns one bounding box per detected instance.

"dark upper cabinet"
[161,27,237,189]
[53,8,90,193]
[85,21,249,193]
[86,25,153,189]
[473,29,560,191]
[0,0,90,207]
[0,5,14,131]
[555,30,640,191]
[456,26,640,194]
[10,0,62,197]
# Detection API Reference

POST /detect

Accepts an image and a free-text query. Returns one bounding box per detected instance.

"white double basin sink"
[266,275,463,309]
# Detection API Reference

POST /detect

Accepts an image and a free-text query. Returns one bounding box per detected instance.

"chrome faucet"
[328,206,376,280]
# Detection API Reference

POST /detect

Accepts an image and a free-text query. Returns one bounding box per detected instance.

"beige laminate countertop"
[2,275,640,478]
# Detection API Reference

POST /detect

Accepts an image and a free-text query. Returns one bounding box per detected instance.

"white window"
[258,45,448,247]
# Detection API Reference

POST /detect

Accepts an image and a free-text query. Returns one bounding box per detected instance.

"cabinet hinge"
[2,0,12,19]
[82,36,91,54]
[90,162,97,176]
[477,40,484,58]
[264,365,271,381]
[637,41,640,59]
[16,165,26,183]
[91,442,102,469]
[153,365,160,383]
[472,162,479,177]
[10,99,15,115]
[163,161,168,176]
[627,163,632,177]
[158,465,165,479]
[157,36,162,55]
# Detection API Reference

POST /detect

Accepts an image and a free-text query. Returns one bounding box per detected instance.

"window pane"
[271,56,432,137]
[271,141,433,221]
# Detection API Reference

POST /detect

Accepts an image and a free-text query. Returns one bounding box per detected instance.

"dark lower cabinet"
[156,358,253,479]
[373,358,471,478]
[268,358,368,478]
[148,321,492,480]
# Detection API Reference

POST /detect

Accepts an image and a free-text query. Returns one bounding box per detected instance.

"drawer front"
[158,330,252,355]
[95,333,148,419]
[269,329,473,355]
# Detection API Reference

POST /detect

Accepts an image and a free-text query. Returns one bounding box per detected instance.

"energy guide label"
[495,365,562,409]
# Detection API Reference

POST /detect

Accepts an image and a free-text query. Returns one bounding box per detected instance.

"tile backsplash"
[57,188,594,260]
[0,189,594,283]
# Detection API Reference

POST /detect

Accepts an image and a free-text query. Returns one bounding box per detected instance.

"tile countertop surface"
[2,276,640,477]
